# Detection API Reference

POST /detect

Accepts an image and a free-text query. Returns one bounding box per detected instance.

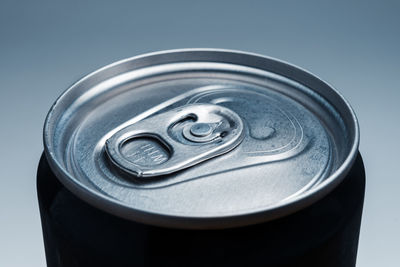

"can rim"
[43,48,359,229]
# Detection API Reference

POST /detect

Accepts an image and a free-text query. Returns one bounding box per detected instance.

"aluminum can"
[38,49,365,267]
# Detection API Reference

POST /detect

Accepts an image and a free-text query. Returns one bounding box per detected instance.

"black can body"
[37,152,365,267]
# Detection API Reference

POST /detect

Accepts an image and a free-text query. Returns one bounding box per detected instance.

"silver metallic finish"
[105,103,244,178]
[43,49,359,229]
[189,123,213,137]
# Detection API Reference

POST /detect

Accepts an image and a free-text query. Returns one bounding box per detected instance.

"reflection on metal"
[43,49,359,228]
[105,104,244,178]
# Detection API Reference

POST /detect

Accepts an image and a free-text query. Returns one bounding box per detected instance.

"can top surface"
[44,49,359,229]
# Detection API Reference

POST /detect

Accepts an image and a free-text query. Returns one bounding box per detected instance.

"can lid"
[44,49,359,229]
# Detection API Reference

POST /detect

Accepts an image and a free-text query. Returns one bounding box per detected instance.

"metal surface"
[105,103,244,178]
[43,49,359,229]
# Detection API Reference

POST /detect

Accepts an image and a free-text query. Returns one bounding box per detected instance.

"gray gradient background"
[0,1,398,266]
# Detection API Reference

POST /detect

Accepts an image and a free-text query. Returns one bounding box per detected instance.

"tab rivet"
[190,123,213,137]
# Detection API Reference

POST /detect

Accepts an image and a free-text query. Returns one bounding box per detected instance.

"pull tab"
[105,104,244,178]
